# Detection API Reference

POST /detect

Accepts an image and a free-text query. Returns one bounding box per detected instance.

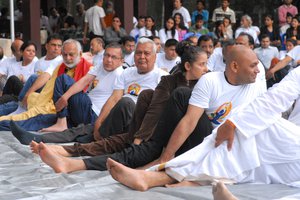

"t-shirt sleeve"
[113,69,126,90]
[88,64,100,76]
[189,76,211,109]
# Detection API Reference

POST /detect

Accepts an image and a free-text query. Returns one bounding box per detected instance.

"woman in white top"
[1,41,38,104]
[139,16,158,37]
[159,17,179,45]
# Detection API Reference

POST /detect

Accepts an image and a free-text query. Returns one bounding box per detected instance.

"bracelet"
[226,119,236,129]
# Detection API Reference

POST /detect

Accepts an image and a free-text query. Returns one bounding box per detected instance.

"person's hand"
[266,68,275,80]
[215,120,236,151]
[133,138,142,145]
[55,96,68,112]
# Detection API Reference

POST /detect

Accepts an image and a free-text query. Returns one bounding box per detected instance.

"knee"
[171,87,192,101]
[136,89,154,103]
[27,74,38,83]
[117,97,136,111]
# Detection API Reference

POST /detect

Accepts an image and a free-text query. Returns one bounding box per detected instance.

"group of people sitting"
[0,9,300,198]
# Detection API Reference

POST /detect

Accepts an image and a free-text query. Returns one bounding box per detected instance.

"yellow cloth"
[0,66,75,121]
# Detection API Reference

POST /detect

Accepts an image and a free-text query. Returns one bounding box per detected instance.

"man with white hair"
[11,37,168,145]
[0,39,92,131]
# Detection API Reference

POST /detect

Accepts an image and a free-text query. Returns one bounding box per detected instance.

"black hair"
[164,17,176,39]
[165,39,178,48]
[286,38,297,46]
[46,34,63,44]
[20,41,37,52]
[237,32,254,46]
[120,36,135,45]
[173,13,188,30]
[197,35,213,46]
[146,16,157,36]
[176,41,206,72]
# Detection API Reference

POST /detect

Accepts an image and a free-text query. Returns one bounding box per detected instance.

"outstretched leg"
[38,142,86,173]
[212,182,238,200]
[107,158,176,191]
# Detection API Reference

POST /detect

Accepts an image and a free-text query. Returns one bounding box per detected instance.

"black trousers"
[83,87,213,170]
[41,97,136,143]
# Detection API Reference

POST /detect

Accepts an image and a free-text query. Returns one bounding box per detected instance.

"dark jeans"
[83,87,213,170]
[53,74,97,127]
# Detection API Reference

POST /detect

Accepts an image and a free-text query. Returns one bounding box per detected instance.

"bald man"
[105,45,267,191]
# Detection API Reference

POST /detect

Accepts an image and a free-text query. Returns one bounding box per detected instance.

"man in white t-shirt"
[83,0,106,44]
[129,16,146,42]
[172,0,191,28]
[121,36,136,67]
[254,34,279,70]
[39,43,124,133]
[21,35,63,108]
[156,39,180,72]
[82,37,105,68]
[0,39,23,92]
[0,35,63,116]
[11,37,168,145]
[104,45,267,191]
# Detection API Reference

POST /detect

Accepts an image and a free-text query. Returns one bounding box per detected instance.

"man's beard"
[64,56,80,69]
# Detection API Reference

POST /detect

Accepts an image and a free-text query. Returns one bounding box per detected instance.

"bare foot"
[166,180,201,188]
[212,182,238,200]
[39,118,68,132]
[38,142,73,173]
[39,123,67,132]
[30,141,40,154]
[107,158,149,191]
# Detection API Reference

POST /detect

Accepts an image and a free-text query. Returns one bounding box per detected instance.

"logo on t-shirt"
[127,83,141,96]
[208,102,232,125]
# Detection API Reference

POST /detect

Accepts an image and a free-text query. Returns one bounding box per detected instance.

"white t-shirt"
[254,46,279,70]
[0,57,18,76]
[189,72,266,128]
[287,46,300,66]
[85,5,106,36]
[34,55,63,76]
[113,66,168,103]
[158,28,179,44]
[92,51,104,68]
[7,57,38,82]
[88,64,124,115]
[207,47,225,72]
[155,53,181,72]
[172,7,191,28]
[124,52,135,67]
[138,27,158,37]
[235,27,260,44]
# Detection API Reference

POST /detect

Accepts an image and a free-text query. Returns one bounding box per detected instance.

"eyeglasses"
[103,53,122,60]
